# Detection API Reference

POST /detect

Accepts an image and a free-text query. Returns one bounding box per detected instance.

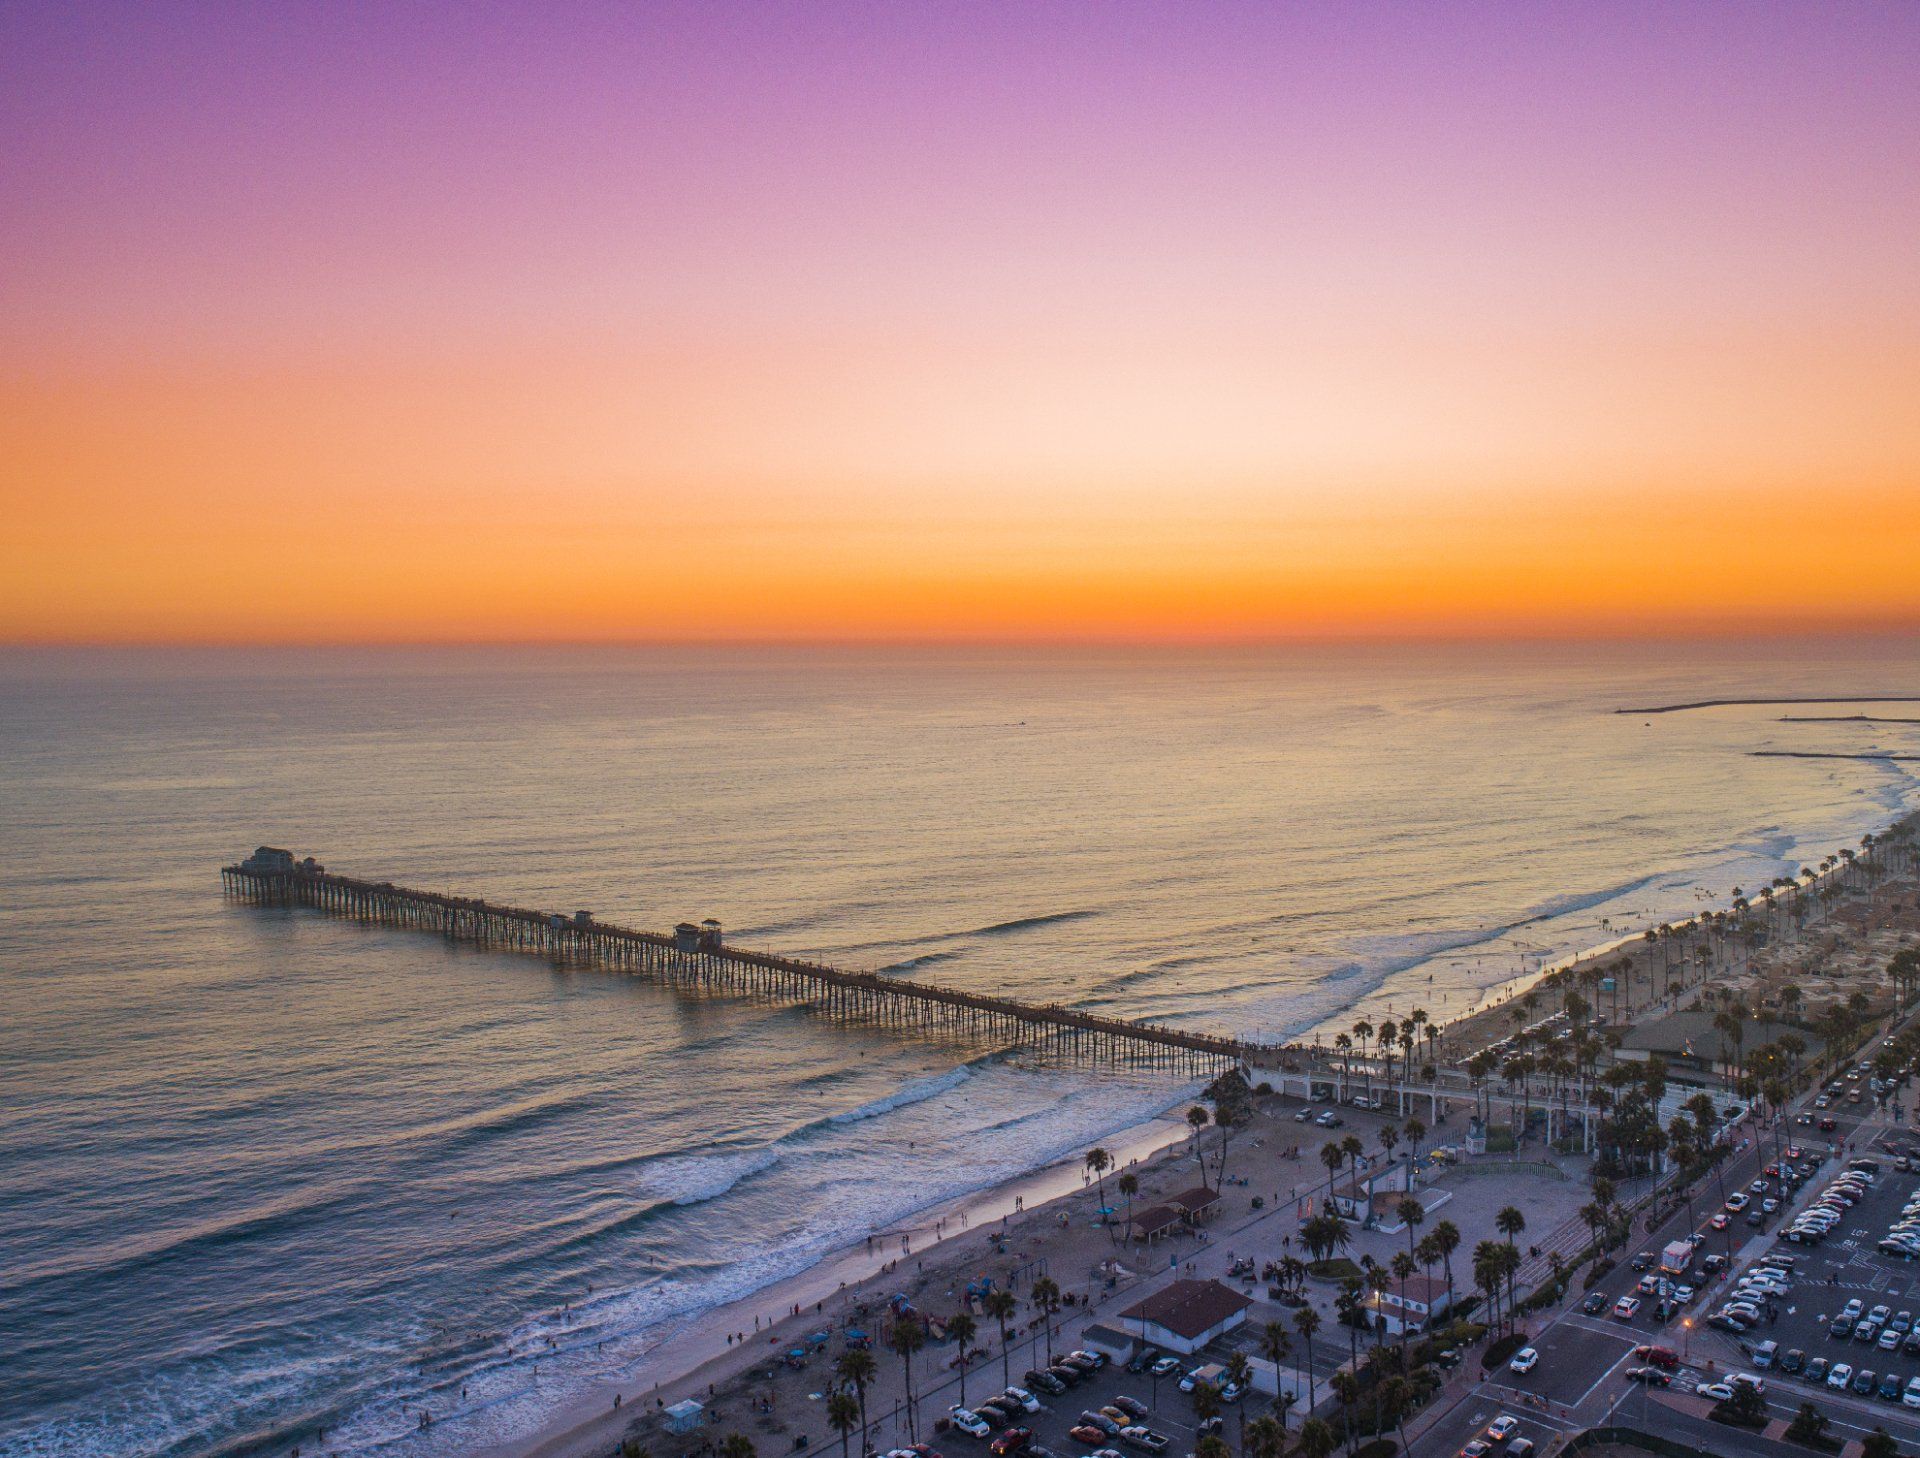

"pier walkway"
[222,852,1246,1076]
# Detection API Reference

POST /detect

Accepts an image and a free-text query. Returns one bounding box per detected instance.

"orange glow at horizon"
[4,5,1919,645]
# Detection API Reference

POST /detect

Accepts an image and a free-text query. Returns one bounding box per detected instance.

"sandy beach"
[484,810,1918,1458]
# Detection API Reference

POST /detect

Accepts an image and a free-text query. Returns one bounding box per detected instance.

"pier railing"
[221,860,1247,1076]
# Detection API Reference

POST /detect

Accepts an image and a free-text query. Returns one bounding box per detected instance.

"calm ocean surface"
[4,642,1919,1458]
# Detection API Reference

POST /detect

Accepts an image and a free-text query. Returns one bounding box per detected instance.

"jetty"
[221,848,1245,1076]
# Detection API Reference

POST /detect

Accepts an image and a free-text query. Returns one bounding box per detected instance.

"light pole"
[1680,1316,1692,1363]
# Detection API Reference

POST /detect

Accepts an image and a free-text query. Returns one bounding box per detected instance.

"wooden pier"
[221,852,1246,1076]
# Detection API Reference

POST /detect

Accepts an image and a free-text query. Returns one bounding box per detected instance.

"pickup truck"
[1178,1364,1226,1393]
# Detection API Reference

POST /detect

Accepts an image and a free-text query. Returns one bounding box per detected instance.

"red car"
[1634,1345,1680,1370]
[1820,1116,1838,1131]
[990,1431,1031,1457]
[1710,1214,1730,1230]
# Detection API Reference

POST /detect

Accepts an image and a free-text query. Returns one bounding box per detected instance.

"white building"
[1116,1279,1252,1355]
[1363,1274,1457,1337]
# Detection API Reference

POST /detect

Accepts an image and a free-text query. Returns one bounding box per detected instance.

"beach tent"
[665,1401,705,1435]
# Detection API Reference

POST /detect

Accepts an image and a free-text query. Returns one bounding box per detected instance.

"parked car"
[989,1430,1031,1457]
[950,1410,992,1439]
[1118,1429,1168,1454]
[1112,1397,1149,1419]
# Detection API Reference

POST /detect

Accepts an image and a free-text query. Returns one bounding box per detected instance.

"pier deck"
[222,857,1247,1075]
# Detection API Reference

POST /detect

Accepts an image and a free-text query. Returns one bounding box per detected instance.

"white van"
[1752,1341,1779,1370]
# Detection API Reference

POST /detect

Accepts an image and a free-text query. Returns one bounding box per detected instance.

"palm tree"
[1293,1305,1322,1415]
[1496,1206,1526,1250]
[1259,1323,1292,1425]
[889,1315,927,1441]
[1390,1251,1417,1358]
[1319,1140,1345,1204]
[1403,1115,1427,1169]
[1085,1147,1112,1237]
[826,1390,860,1458]
[1192,1380,1223,1434]
[1381,1374,1416,1456]
[1225,1352,1254,1453]
[1187,1106,1211,1175]
[1298,1418,1337,1458]
[1396,1196,1425,1265]
[835,1348,876,1457]
[947,1312,977,1405]
[1030,1276,1061,1359]
[1328,1369,1361,1456]
[1340,1134,1364,1196]
[982,1288,1017,1390]
[1246,1412,1288,1458]
[1431,1219,1461,1313]
[1473,1240,1507,1333]
[1117,1171,1139,1241]
[721,1437,757,1458]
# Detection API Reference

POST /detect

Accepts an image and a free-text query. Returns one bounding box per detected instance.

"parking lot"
[1688,1134,1920,1428]
[936,1345,1285,1458]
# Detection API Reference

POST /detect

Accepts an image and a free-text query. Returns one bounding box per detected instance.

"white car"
[1486,1417,1520,1442]
[950,1409,992,1438]
[1696,1382,1735,1401]
[1002,1388,1041,1412]
[1828,1365,1854,1390]
[1509,1348,1539,1375]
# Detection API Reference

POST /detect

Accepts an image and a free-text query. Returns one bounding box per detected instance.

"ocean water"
[3,640,1919,1458]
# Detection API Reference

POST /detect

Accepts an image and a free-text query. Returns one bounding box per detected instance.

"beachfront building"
[1611,1008,1822,1085]
[1363,1274,1457,1337]
[1126,1203,1185,1243]
[1327,1161,1412,1224]
[1080,1322,1137,1364]
[1168,1185,1222,1223]
[1116,1278,1252,1355]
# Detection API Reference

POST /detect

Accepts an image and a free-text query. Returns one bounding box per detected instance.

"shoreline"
[477,1106,1202,1458]
[472,800,1919,1458]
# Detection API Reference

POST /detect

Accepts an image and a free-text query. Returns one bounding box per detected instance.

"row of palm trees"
[1328,1008,1438,1107]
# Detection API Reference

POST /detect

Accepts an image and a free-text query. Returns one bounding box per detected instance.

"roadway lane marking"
[1571,1340,1643,1410]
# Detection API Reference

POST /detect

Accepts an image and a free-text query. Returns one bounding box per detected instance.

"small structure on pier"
[221,848,1247,1076]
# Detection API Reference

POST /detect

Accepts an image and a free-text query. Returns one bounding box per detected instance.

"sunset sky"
[3,2,1918,643]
